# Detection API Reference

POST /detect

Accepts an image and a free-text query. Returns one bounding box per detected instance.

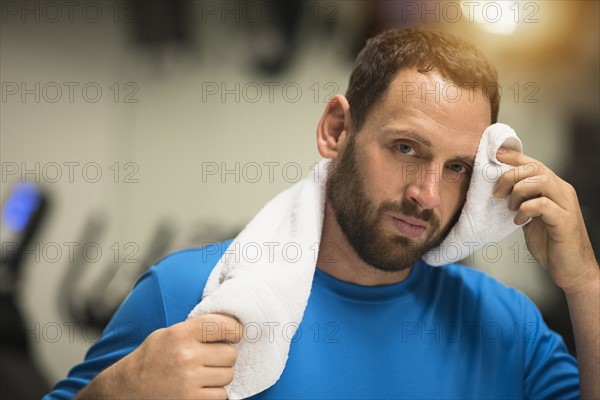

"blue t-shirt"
[45,241,580,399]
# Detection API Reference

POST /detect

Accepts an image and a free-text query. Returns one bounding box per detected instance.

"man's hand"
[76,313,242,400]
[493,148,599,291]
[495,147,599,399]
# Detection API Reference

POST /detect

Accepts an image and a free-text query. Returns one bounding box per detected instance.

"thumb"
[191,313,243,344]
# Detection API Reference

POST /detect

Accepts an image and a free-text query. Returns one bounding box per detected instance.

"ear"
[316,94,351,160]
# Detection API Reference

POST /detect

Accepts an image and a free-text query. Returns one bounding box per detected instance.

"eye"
[395,142,417,156]
[446,163,469,175]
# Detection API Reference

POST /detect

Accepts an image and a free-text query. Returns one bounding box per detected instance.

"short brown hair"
[345,28,500,131]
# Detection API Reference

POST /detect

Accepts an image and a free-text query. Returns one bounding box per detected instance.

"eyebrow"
[453,156,476,167]
[383,128,433,147]
[382,127,476,165]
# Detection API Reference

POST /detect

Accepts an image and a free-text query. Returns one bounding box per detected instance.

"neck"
[316,202,412,286]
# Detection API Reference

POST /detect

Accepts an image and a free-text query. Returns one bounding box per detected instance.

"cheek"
[362,154,396,193]
[439,179,468,219]
[364,170,392,202]
[373,166,410,200]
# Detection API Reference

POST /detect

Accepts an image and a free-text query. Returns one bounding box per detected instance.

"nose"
[405,165,442,210]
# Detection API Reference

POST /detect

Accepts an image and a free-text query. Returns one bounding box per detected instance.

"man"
[46,28,598,399]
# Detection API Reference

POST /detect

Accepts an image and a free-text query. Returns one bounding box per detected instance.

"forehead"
[364,68,492,158]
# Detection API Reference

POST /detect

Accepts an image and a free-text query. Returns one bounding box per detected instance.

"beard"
[325,134,461,273]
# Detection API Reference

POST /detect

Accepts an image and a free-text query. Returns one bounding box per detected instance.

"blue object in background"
[2,182,42,233]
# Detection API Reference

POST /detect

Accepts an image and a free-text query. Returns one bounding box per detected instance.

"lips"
[390,215,427,238]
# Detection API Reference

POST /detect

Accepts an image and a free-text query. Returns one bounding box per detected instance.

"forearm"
[564,266,600,400]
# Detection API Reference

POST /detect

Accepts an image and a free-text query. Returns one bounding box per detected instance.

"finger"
[197,388,228,400]
[493,162,545,198]
[514,196,565,226]
[496,147,538,167]
[199,366,234,388]
[507,174,572,212]
[200,343,237,367]
[189,314,243,344]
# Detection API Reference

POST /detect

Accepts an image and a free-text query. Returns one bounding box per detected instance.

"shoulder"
[151,240,233,286]
[428,262,526,297]
[423,262,538,319]
[147,240,233,326]
[42,241,235,399]
[423,262,579,397]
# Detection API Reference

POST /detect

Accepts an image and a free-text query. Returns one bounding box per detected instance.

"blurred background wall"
[1,0,598,396]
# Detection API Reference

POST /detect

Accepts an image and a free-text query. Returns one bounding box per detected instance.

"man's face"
[326,68,491,272]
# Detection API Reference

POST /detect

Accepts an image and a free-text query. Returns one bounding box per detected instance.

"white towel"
[422,123,526,266]
[188,159,329,399]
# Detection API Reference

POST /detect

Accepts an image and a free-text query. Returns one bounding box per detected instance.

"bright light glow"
[461,0,519,35]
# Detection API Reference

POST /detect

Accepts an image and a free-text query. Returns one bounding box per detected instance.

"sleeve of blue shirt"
[520,293,580,399]
[455,266,580,399]
[43,244,226,400]
[43,267,167,400]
